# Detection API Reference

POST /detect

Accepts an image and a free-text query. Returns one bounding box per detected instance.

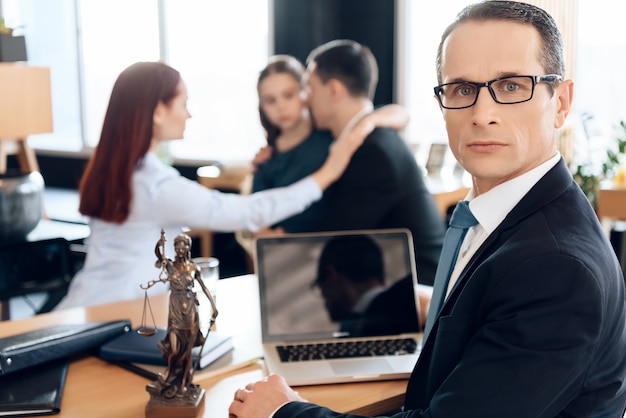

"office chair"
[0,237,76,320]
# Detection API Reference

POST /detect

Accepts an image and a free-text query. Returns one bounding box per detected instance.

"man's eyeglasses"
[434,74,562,110]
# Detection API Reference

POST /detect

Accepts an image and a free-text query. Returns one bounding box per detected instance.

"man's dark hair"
[435,0,565,84]
[316,235,385,285]
[306,39,378,100]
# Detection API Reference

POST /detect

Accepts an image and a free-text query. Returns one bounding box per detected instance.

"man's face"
[317,266,352,322]
[305,65,333,130]
[439,20,572,194]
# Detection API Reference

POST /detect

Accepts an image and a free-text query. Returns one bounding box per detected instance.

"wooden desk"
[26,219,90,243]
[0,275,408,417]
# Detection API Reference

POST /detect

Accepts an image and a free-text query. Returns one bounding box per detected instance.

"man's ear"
[554,79,574,129]
[323,265,346,284]
[434,95,443,112]
[328,78,347,102]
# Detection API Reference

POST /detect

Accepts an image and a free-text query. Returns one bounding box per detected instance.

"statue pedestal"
[145,382,205,418]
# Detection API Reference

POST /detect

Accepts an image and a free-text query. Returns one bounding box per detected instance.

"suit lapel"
[441,158,576,313]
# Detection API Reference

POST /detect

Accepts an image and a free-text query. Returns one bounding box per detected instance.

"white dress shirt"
[446,153,562,297]
[55,152,322,310]
[337,105,374,140]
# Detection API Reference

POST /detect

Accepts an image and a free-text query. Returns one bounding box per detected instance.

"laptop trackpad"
[330,358,392,376]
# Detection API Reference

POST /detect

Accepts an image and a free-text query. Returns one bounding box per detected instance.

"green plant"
[0,18,12,35]
[0,18,23,35]
[573,164,601,209]
[573,119,626,211]
[602,120,626,178]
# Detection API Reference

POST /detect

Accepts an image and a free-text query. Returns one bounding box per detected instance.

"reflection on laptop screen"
[255,229,419,342]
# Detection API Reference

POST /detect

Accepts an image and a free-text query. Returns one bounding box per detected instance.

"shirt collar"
[338,105,374,139]
[139,151,163,169]
[353,286,385,314]
[468,153,561,233]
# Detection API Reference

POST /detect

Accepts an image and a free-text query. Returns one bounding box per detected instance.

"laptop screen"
[254,229,420,343]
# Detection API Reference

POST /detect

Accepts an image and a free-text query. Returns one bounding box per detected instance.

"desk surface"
[26,219,90,243]
[0,275,408,417]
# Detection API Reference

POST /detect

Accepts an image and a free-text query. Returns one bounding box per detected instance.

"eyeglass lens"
[438,76,536,109]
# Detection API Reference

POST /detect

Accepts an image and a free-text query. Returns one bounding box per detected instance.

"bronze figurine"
[142,229,218,417]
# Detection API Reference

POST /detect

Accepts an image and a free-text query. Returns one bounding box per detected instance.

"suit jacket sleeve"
[314,130,401,230]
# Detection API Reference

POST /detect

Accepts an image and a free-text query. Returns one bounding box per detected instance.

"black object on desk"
[100,327,233,370]
[0,219,90,319]
[0,238,74,318]
[0,320,131,375]
[0,358,69,416]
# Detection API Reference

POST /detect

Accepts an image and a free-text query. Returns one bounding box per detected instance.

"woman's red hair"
[79,62,181,223]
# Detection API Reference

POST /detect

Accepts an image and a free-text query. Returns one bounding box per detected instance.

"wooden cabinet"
[597,187,626,221]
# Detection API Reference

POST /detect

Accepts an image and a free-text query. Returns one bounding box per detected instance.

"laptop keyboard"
[276,337,418,362]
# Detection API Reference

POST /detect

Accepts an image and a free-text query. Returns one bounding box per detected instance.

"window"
[2,0,269,163]
[574,1,626,168]
[3,1,624,166]
[398,0,467,166]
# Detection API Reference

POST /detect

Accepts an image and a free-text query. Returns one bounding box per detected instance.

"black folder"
[0,320,131,375]
[99,327,233,369]
[0,359,69,416]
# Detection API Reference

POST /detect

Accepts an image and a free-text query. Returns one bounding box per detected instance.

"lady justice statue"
[141,229,218,417]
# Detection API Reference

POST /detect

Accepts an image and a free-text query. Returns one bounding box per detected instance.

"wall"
[273,0,396,105]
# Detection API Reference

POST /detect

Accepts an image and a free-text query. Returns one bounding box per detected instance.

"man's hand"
[229,374,306,418]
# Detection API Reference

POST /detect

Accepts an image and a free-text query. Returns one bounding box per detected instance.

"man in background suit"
[304,39,446,287]
[229,2,626,417]
[313,234,420,337]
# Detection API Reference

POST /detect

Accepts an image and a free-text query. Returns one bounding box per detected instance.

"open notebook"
[254,229,422,386]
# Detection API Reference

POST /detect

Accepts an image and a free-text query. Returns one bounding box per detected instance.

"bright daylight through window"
[1,0,624,167]
[1,0,269,163]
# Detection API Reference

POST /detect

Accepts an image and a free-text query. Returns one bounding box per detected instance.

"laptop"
[254,229,422,386]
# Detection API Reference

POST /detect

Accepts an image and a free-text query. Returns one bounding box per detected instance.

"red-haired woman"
[54,61,369,310]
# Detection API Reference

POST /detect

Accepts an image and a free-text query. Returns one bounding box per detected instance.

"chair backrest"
[0,237,73,308]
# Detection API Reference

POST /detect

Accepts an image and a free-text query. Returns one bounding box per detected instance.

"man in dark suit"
[313,234,420,337]
[229,2,626,417]
[304,39,446,287]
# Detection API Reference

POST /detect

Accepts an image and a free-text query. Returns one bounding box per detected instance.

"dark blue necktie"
[423,200,478,341]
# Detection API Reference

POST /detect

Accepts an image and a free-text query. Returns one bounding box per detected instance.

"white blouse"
[55,152,321,310]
